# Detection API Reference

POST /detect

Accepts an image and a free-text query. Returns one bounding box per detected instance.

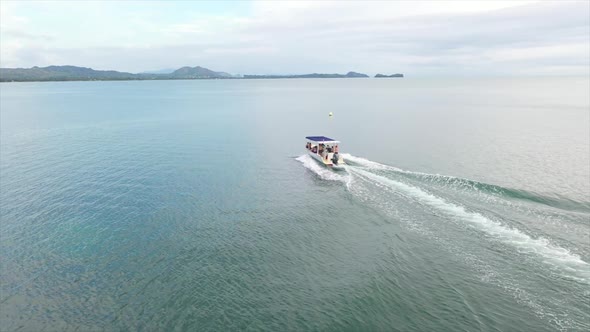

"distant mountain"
[0,65,139,81]
[243,71,369,79]
[166,66,231,79]
[0,65,233,82]
[375,73,404,78]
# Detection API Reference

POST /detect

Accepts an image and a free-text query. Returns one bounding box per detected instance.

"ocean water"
[1,77,589,331]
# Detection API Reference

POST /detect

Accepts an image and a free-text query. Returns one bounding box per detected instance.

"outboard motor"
[331,153,339,165]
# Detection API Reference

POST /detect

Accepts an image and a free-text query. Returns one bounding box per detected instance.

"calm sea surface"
[1,78,589,331]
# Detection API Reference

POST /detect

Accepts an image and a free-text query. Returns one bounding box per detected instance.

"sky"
[0,0,589,76]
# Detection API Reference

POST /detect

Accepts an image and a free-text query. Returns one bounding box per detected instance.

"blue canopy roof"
[305,136,339,143]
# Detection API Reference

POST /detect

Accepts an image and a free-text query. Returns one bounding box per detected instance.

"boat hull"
[307,150,346,170]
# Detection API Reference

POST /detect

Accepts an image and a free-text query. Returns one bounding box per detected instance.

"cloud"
[0,1,588,76]
[2,29,54,41]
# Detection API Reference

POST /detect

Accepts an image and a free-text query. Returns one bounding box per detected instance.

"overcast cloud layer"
[1,1,588,76]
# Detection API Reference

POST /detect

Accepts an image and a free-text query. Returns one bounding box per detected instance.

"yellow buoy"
[329,112,333,117]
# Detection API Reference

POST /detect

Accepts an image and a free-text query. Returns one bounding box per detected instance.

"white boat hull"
[307,150,346,170]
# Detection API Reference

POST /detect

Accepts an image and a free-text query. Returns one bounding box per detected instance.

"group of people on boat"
[306,142,340,163]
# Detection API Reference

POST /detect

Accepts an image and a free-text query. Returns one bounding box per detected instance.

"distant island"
[0,65,402,82]
[375,73,404,78]
[243,72,369,79]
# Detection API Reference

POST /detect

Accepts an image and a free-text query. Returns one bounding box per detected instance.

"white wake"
[298,153,590,282]
[295,154,350,184]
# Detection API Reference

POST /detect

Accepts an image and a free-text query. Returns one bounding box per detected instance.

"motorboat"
[305,136,345,169]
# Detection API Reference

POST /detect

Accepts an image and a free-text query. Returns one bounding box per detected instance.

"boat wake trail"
[342,154,590,213]
[296,153,590,284]
[297,153,590,329]
[350,167,590,280]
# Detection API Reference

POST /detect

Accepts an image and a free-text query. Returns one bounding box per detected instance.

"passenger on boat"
[334,145,339,153]
[312,146,317,153]
[332,152,339,164]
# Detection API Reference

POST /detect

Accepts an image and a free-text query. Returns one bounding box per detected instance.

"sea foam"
[295,154,350,183]
[348,166,590,282]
